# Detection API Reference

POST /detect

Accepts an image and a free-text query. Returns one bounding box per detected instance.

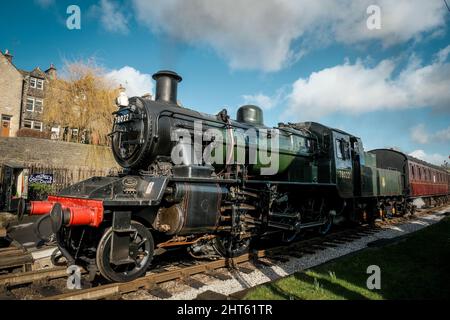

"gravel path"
[126,205,449,300]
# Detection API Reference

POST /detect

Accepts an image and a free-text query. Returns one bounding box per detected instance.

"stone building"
[0,49,57,137]
[19,64,57,133]
[0,50,23,137]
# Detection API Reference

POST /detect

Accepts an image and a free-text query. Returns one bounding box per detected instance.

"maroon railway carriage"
[370,149,449,206]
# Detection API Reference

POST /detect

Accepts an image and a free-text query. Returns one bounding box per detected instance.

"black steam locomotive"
[20,70,449,282]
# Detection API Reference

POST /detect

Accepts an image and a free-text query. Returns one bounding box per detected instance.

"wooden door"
[1,115,11,137]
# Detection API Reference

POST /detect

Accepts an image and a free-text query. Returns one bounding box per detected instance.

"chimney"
[45,63,57,79]
[152,70,182,105]
[4,49,13,63]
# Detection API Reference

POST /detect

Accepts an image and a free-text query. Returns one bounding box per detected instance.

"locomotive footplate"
[110,211,135,265]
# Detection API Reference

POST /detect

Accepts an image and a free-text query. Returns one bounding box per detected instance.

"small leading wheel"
[96,221,154,282]
[213,235,250,258]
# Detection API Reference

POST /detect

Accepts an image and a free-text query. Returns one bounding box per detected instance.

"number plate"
[115,112,131,124]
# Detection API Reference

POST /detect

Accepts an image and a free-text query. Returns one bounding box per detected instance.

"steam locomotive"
[18,70,449,282]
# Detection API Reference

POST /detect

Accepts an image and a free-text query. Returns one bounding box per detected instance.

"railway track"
[0,224,384,300]
[0,241,33,274]
[0,205,447,300]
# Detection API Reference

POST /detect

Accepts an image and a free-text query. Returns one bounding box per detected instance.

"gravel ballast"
[125,205,450,300]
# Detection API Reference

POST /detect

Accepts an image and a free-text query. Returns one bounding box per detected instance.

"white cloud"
[92,0,129,34]
[436,44,450,63]
[332,1,447,45]
[106,66,153,97]
[131,0,447,71]
[283,47,450,120]
[411,124,430,144]
[411,124,450,144]
[242,93,276,110]
[242,88,287,110]
[409,149,448,166]
[435,126,450,142]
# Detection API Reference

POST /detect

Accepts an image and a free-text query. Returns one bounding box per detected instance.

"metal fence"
[27,164,111,194]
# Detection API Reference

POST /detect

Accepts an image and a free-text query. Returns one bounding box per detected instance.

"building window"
[25,97,44,113]
[24,120,32,129]
[72,128,79,139]
[26,98,34,111]
[29,77,37,88]
[36,79,44,90]
[24,119,43,131]
[34,99,43,112]
[33,121,43,131]
[1,115,12,122]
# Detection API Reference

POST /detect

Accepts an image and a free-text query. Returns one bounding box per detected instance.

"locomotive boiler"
[18,70,449,282]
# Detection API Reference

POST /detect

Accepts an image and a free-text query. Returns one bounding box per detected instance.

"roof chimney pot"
[3,49,13,63]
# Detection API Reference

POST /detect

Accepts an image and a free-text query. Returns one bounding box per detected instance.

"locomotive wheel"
[96,221,154,282]
[213,235,250,258]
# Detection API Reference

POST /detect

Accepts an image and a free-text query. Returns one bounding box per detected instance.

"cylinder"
[152,70,182,104]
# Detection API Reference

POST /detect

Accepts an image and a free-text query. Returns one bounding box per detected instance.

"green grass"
[244,217,450,300]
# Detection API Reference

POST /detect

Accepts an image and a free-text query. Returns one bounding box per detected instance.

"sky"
[1,0,449,165]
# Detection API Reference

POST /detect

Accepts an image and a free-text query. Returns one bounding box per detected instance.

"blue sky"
[1,0,449,164]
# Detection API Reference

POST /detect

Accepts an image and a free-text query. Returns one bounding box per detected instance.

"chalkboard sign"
[29,173,54,185]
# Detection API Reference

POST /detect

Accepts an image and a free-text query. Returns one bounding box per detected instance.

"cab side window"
[336,139,343,159]
[336,139,350,160]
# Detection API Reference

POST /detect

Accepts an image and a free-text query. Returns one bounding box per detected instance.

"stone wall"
[0,137,118,170]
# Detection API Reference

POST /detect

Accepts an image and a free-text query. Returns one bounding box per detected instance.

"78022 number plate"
[115,112,132,124]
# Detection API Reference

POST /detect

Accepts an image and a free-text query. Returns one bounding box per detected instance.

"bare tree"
[44,60,119,145]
